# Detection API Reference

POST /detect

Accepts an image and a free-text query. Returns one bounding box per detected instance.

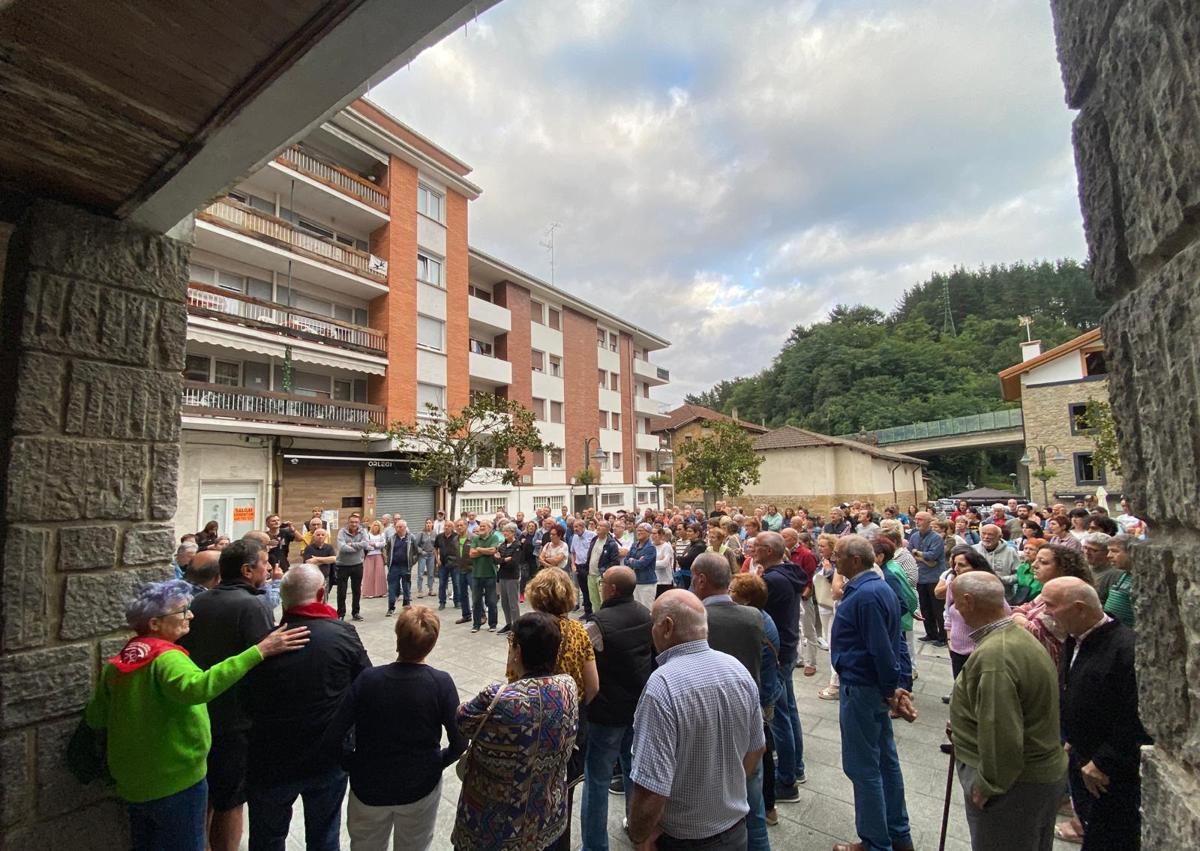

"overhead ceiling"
[0,0,495,232]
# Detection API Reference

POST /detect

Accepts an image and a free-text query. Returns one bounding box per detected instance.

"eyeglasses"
[162,603,191,618]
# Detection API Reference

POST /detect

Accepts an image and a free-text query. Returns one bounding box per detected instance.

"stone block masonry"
[0,200,189,849]
[1052,0,1200,845]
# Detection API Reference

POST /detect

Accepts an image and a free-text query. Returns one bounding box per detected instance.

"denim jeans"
[581,722,633,851]
[838,683,911,851]
[745,759,769,851]
[416,552,435,594]
[247,768,347,851]
[438,562,453,606]
[128,778,207,851]
[456,571,472,619]
[471,575,497,628]
[386,562,411,610]
[770,653,804,787]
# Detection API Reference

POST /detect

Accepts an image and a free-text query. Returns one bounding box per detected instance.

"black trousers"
[917,582,946,640]
[335,562,363,617]
[575,564,593,616]
[1068,750,1141,851]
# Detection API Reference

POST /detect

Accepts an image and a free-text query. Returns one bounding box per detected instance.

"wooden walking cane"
[939,728,955,851]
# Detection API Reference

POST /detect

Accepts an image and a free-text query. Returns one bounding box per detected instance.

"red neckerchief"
[285,601,338,619]
[109,636,188,673]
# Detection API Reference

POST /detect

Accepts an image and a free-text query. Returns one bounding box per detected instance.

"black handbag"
[66,718,111,785]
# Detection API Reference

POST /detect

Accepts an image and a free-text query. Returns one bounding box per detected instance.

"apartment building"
[176,99,670,538]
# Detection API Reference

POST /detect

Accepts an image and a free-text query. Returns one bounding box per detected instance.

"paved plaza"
[257,592,1078,850]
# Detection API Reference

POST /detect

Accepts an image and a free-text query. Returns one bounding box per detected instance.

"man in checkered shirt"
[627,590,766,850]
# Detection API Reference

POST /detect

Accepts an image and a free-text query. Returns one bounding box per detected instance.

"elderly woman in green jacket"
[85,579,308,851]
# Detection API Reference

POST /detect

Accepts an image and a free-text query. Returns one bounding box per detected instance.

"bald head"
[1040,576,1106,637]
[953,571,1007,630]
[242,530,270,546]
[651,589,708,652]
[601,565,636,599]
[184,549,220,588]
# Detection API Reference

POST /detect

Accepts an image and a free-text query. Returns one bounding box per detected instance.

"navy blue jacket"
[586,535,621,573]
[762,559,808,663]
[831,570,905,700]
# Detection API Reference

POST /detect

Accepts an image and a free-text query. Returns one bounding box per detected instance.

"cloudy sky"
[371,0,1086,405]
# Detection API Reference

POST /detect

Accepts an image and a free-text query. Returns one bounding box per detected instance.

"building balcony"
[186,282,386,356]
[636,432,661,453]
[634,357,669,386]
[469,351,512,386]
[196,198,388,299]
[276,145,388,212]
[468,294,512,335]
[181,381,385,431]
[634,395,668,419]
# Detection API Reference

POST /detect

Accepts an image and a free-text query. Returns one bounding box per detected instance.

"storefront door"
[200,483,260,540]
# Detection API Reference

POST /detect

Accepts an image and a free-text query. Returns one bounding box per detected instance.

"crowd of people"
[89,493,1147,851]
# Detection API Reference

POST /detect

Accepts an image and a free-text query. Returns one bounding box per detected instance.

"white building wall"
[176,430,272,540]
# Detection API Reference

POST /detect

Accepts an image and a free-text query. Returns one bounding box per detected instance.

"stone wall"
[1051,0,1200,845]
[1020,377,1124,499]
[0,201,187,849]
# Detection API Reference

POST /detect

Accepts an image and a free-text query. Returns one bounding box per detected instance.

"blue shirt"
[907,528,946,584]
[569,530,596,566]
[831,571,905,700]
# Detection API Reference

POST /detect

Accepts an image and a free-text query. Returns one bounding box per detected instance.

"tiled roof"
[654,404,770,434]
[752,425,927,465]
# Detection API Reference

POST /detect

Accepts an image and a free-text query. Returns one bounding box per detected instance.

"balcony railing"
[198,198,387,282]
[276,145,389,212]
[182,381,384,430]
[187,283,386,355]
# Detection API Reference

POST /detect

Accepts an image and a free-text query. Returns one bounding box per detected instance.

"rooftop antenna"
[941,277,956,337]
[1018,315,1034,341]
[540,222,561,285]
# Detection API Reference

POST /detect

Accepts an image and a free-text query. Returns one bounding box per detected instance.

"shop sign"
[233,506,256,522]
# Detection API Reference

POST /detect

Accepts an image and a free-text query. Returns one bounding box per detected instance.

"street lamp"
[1019,444,1067,506]
[582,437,606,511]
[654,444,673,509]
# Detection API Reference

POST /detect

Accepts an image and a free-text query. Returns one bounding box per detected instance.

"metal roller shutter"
[374,466,436,524]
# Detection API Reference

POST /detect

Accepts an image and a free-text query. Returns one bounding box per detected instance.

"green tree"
[673,420,763,509]
[1083,398,1122,477]
[373,395,543,517]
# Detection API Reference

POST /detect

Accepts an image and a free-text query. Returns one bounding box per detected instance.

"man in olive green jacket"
[949,571,1067,851]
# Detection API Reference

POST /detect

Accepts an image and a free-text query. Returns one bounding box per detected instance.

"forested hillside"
[687,260,1107,436]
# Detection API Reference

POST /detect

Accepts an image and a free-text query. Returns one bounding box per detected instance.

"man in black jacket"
[243,564,371,850]
[178,539,275,851]
[1043,577,1152,851]
[582,566,654,851]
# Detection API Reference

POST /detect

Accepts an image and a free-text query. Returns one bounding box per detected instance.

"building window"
[469,337,494,356]
[417,253,444,287]
[596,328,607,349]
[532,449,545,468]
[417,315,445,351]
[213,360,241,387]
[1084,351,1107,376]
[1068,402,1091,435]
[600,492,622,507]
[470,388,498,406]
[598,369,607,388]
[549,355,561,377]
[1074,452,1105,485]
[531,397,546,420]
[610,373,619,391]
[184,354,211,383]
[533,496,553,510]
[531,300,545,325]
[468,284,492,302]
[610,412,620,431]
[609,334,618,353]
[532,349,545,372]
[549,448,564,470]
[417,383,444,418]
[611,451,622,470]
[547,307,561,330]
[417,184,444,222]
[460,496,508,516]
[550,401,563,424]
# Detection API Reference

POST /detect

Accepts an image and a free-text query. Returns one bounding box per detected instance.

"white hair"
[279,564,325,609]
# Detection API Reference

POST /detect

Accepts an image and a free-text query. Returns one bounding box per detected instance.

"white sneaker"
[817,637,829,651]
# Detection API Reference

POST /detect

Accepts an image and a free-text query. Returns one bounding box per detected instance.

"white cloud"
[372,0,1086,405]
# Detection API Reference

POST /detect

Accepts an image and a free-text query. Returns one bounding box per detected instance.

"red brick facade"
[444,190,470,413]
[495,281,534,476]
[619,332,636,484]
[563,307,601,482]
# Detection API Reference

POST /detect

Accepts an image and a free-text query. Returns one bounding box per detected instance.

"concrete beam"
[125,0,499,233]
[881,427,1026,456]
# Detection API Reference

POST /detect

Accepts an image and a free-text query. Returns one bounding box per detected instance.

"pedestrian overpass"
[846,409,1024,456]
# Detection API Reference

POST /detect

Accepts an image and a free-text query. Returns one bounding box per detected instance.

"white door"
[199,483,261,540]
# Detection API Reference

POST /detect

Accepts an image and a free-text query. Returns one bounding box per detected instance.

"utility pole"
[941,277,956,337]
[540,222,561,285]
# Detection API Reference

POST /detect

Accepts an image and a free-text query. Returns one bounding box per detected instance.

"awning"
[187,319,386,375]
